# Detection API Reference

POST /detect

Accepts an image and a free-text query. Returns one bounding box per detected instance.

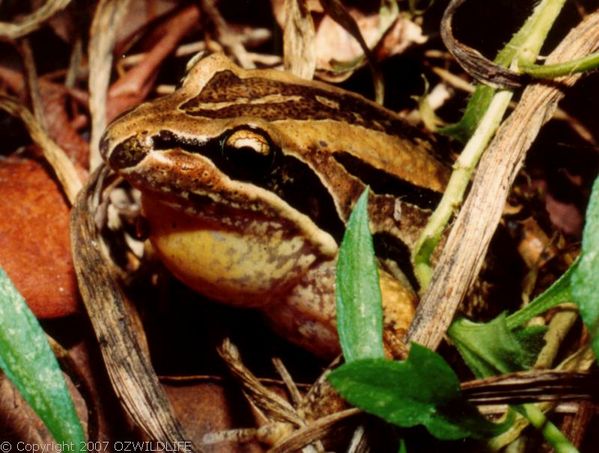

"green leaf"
[0,268,85,446]
[328,344,507,440]
[572,176,599,361]
[448,314,546,379]
[336,188,385,362]
[506,260,576,330]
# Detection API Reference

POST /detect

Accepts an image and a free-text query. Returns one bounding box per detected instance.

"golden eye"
[224,130,270,156]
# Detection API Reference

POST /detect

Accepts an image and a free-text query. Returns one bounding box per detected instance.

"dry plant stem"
[408,10,599,350]
[19,39,46,129]
[268,409,361,453]
[71,166,200,450]
[120,28,273,70]
[413,90,513,286]
[88,0,132,169]
[536,309,579,368]
[479,403,579,416]
[440,0,522,88]
[218,340,331,452]
[218,339,304,427]
[202,427,262,445]
[200,0,254,68]
[413,0,567,288]
[0,0,72,39]
[461,370,599,404]
[272,358,303,406]
[346,426,368,453]
[283,0,316,80]
[0,96,82,204]
[66,38,84,89]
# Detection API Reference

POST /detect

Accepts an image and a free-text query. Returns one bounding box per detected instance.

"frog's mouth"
[117,138,339,261]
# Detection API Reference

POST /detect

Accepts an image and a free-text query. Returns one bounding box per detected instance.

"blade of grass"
[572,175,599,361]
[0,268,85,446]
[336,189,385,362]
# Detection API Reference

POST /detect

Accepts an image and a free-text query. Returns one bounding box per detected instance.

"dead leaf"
[0,157,79,318]
[165,381,263,452]
[107,5,201,122]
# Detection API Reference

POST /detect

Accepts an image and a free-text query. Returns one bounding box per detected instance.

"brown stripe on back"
[180,70,421,139]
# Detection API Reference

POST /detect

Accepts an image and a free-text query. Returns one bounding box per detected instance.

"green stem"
[521,51,599,79]
[412,0,568,289]
[515,405,578,453]
[413,90,513,287]
[514,0,569,66]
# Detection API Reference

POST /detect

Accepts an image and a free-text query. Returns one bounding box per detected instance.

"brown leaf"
[165,381,263,452]
[113,0,181,50]
[107,5,201,122]
[0,374,55,443]
[40,83,90,169]
[0,67,90,170]
[0,157,79,318]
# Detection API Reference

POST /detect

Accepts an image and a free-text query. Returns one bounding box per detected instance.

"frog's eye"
[219,128,274,180]
[223,129,271,156]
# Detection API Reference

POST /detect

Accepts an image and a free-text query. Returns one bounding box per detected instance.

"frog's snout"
[102,133,151,170]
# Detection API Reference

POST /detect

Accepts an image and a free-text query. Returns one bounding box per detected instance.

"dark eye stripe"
[152,130,346,242]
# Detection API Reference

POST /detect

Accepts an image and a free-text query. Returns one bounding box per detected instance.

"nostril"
[106,135,149,170]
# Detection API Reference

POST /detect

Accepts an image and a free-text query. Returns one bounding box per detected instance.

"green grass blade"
[572,176,599,361]
[336,189,385,362]
[0,268,85,446]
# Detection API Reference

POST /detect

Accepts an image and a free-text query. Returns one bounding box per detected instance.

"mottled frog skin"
[100,53,449,358]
